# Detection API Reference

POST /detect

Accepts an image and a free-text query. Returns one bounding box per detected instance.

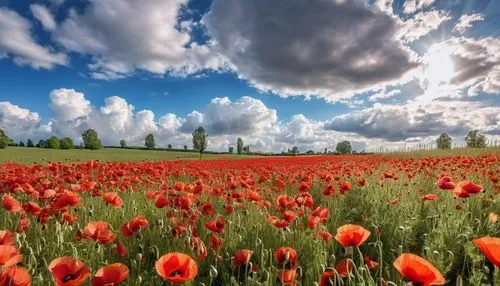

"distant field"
[0,147,240,164]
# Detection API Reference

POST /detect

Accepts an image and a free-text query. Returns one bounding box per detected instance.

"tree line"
[0,128,493,153]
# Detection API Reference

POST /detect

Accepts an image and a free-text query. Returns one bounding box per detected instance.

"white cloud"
[30,4,56,31]
[402,0,436,14]
[453,13,485,34]
[397,10,452,43]
[0,8,67,69]
[52,0,226,79]
[368,89,402,102]
[0,102,48,141]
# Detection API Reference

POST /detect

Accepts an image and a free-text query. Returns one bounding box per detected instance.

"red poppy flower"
[393,253,445,285]
[308,215,321,230]
[0,266,31,286]
[319,269,336,286]
[314,230,333,242]
[49,256,90,286]
[334,224,371,247]
[51,191,81,209]
[278,269,297,285]
[275,247,297,269]
[453,181,483,198]
[155,252,198,284]
[204,217,225,233]
[2,195,22,212]
[114,241,128,257]
[209,234,224,251]
[364,256,379,270]
[0,245,23,267]
[18,217,30,233]
[232,249,253,269]
[436,176,455,190]
[91,263,129,286]
[120,216,149,237]
[190,237,208,261]
[102,192,123,209]
[421,194,437,201]
[81,221,116,244]
[473,236,500,267]
[335,258,354,277]
[22,201,42,216]
[0,230,14,245]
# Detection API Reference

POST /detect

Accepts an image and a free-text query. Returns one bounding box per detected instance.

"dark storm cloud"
[204,0,419,100]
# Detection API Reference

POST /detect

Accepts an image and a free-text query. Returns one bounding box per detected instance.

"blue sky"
[0,0,499,152]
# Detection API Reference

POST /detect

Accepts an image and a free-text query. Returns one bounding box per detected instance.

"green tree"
[0,129,12,149]
[183,145,188,151]
[228,146,234,153]
[82,129,102,150]
[192,127,208,159]
[36,139,44,148]
[145,133,155,149]
[60,137,74,149]
[336,140,352,154]
[465,130,486,148]
[120,140,127,148]
[48,136,60,149]
[167,144,172,149]
[237,137,244,155]
[291,146,299,154]
[436,133,452,149]
[27,139,34,147]
[19,141,25,147]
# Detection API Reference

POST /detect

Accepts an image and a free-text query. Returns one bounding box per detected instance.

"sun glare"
[424,45,455,85]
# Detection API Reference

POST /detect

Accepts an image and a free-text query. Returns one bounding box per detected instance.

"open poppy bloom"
[155,252,198,284]
[91,263,129,286]
[0,266,31,286]
[275,247,297,269]
[453,181,483,198]
[114,241,128,257]
[393,253,445,285]
[51,191,81,209]
[120,216,149,237]
[364,256,379,270]
[204,217,225,233]
[473,236,500,267]
[436,176,455,190]
[2,194,22,212]
[334,224,371,247]
[232,249,253,269]
[49,256,90,286]
[0,245,23,267]
[80,221,116,244]
[102,192,123,208]
[319,269,336,286]
[0,230,14,245]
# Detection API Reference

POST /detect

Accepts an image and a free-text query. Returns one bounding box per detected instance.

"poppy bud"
[432,251,440,261]
[136,253,143,263]
[209,265,218,278]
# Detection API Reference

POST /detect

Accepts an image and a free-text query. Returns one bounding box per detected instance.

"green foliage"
[466,130,487,148]
[48,136,60,149]
[184,145,188,150]
[436,133,452,149]
[167,144,172,149]
[19,141,25,147]
[291,146,299,154]
[228,146,234,153]
[145,133,155,149]
[60,137,74,149]
[0,129,11,149]
[336,140,352,154]
[237,137,244,155]
[120,140,127,148]
[82,129,102,150]
[27,139,34,147]
[192,127,208,159]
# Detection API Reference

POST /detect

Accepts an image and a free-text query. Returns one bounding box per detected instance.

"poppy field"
[0,151,499,285]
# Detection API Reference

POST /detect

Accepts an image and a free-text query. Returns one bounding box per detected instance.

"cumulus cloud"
[30,4,57,31]
[324,101,500,141]
[0,8,67,69]
[204,0,419,101]
[0,102,49,141]
[397,10,452,43]
[52,0,226,79]
[453,14,485,34]
[402,0,436,14]
[368,89,402,102]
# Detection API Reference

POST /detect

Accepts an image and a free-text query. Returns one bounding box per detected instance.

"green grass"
[0,147,240,164]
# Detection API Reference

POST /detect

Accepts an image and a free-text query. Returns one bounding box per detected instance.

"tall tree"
[82,129,102,150]
[228,146,234,154]
[183,145,188,150]
[192,127,208,159]
[167,144,172,149]
[19,141,25,147]
[48,136,60,149]
[120,140,127,148]
[27,139,34,147]
[291,146,299,154]
[60,137,74,149]
[336,141,352,154]
[0,129,11,149]
[465,130,486,148]
[145,134,155,149]
[237,137,244,155]
[436,133,452,149]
